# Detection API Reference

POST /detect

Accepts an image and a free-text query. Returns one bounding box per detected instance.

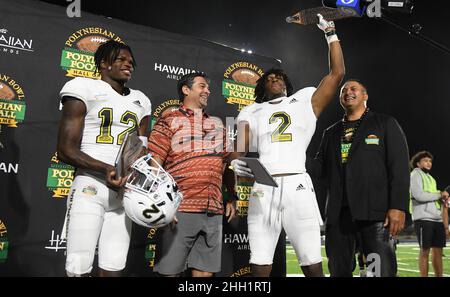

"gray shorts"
[153,212,223,275]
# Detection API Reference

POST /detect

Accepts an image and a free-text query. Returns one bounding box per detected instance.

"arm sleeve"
[59,78,89,107]
[298,87,317,120]
[236,107,252,131]
[385,117,411,211]
[410,170,441,202]
[140,92,152,117]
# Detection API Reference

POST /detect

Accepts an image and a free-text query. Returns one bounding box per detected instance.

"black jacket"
[315,111,410,225]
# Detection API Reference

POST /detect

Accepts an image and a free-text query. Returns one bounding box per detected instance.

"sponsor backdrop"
[0,0,285,276]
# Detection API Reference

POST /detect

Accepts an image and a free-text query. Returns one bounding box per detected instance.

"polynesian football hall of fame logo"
[60,27,124,79]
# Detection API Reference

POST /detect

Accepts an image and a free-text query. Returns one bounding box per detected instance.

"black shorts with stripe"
[414,220,446,249]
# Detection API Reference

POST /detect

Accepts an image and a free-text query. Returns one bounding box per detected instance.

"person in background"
[410,151,449,277]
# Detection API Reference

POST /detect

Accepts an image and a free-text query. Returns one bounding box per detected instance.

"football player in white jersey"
[232,15,345,277]
[57,40,151,277]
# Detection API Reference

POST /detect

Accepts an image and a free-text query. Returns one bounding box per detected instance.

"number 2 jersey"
[59,77,151,166]
[237,87,317,175]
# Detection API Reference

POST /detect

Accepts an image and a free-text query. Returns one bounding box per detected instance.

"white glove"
[139,136,148,147]
[230,159,254,178]
[317,14,339,44]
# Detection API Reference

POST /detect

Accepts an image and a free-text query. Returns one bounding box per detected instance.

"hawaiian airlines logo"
[153,62,199,80]
[0,28,34,55]
[0,162,18,174]
[224,233,249,251]
[224,233,249,244]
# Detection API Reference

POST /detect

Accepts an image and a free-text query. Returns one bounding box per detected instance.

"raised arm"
[311,15,345,118]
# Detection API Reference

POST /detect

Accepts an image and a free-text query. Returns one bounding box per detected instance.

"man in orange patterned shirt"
[148,72,236,277]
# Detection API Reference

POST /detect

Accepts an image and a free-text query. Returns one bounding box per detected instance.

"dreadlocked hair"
[94,40,136,74]
[254,68,293,103]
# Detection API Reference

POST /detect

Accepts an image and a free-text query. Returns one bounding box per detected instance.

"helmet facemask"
[123,154,182,228]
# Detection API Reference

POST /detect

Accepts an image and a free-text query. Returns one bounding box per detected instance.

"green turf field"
[286,244,450,277]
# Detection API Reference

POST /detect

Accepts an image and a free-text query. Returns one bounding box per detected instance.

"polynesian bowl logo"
[222,62,264,111]
[145,228,158,268]
[150,99,182,129]
[0,74,26,128]
[46,152,75,198]
[82,185,97,196]
[60,27,123,79]
[230,266,252,277]
[0,219,8,263]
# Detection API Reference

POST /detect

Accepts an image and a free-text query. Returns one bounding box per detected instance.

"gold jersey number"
[96,108,138,145]
[269,111,292,142]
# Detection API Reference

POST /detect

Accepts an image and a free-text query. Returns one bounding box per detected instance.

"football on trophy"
[231,69,259,85]
[76,35,109,53]
[0,83,15,100]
